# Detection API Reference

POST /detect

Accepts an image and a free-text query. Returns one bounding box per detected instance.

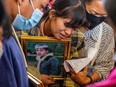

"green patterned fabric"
[70,30,86,59]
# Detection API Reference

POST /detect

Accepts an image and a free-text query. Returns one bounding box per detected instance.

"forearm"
[82,71,100,85]
[91,71,100,82]
[85,67,116,87]
[94,55,114,79]
[94,29,114,79]
[91,59,114,82]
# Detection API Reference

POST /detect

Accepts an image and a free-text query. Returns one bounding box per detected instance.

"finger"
[69,67,76,75]
[44,84,48,87]
[48,76,54,80]
[83,66,88,73]
[47,80,55,84]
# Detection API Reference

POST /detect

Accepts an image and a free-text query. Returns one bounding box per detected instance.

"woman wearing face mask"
[3,0,50,30]
[83,0,107,29]
[84,0,116,87]
[69,0,115,86]
[3,0,58,86]
[0,0,28,87]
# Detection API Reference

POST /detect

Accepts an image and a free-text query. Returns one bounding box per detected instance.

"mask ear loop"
[17,2,21,14]
[30,0,35,11]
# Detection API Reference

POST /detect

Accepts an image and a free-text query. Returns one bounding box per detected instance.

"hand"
[90,70,100,82]
[40,74,55,86]
[69,66,90,85]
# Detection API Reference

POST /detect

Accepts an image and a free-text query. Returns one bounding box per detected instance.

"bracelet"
[87,75,92,84]
[96,71,103,80]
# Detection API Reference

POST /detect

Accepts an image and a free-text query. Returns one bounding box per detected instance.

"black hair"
[80,0,93,5]
[81,0,93,3]
[35,44,51,52]
[0,0,12,39]
[85,0,92,3]
[39,0,88,29]
[43,48,49,51]
[105,0,116,27]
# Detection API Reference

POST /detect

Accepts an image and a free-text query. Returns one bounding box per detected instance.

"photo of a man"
[35,44,61,75]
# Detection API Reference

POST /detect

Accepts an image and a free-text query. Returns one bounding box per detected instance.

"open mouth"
[59,33,67,39]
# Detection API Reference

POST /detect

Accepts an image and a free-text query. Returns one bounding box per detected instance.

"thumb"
[69,67,76,75]
[83,66,88,73]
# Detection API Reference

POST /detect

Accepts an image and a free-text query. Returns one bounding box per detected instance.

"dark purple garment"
[0,36,28,87]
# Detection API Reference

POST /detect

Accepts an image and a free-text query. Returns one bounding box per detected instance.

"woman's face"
[86,0,107,17]
[50,17,76,39]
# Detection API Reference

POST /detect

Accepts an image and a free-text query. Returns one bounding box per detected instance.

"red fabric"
[48,0,55,8]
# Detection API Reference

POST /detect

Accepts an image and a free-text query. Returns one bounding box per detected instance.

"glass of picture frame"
[20,35,71,86]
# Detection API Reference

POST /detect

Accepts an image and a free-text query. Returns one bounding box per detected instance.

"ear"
[49,9,56,19]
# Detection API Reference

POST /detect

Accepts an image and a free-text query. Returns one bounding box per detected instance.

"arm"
[69,66,100,85]
[70,23,115,85]
[86,67,116,87]
[70,66,92,85]
[93,23,114,80]
[85,23,115,84]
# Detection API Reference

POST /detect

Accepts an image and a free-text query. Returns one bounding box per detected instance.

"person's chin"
[55,37,62,40]
[56,36,65,40]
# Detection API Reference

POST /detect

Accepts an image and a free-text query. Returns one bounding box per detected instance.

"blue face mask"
[12,0,43,30]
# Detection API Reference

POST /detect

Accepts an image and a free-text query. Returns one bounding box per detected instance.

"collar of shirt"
[84,23,101,42]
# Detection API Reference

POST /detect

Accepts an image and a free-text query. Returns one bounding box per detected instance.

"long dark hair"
[0,0,12,39]
[39,0,88,29]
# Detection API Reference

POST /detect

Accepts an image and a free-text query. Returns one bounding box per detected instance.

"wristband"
[97,71,102,80]
[87,75,92,84]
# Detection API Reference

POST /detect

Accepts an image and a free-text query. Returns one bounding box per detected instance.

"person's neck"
[42,18,54,37]
[79,27,88,33]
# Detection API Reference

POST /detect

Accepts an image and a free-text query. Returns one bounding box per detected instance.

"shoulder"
[3,36,21,54]
[49,56,57,60]
[102,22,113,31]
[3,36,16,45]
[3,36,15,48]
[49,56,59,62]
[101,22,114,39]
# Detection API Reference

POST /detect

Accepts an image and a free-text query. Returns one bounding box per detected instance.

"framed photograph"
[20,36,71,79]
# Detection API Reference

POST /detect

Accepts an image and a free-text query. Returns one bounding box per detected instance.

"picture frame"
[28,72,44,87]
[20,35,71,80]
